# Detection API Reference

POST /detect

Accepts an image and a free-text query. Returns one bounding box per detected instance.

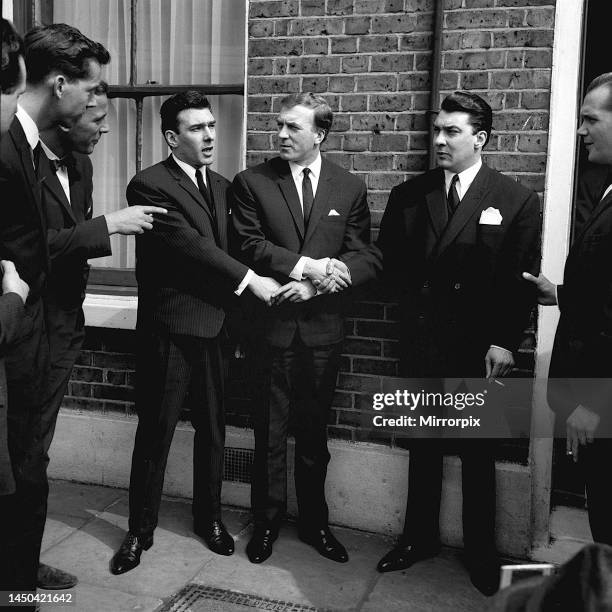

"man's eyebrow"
[187,120,216,129]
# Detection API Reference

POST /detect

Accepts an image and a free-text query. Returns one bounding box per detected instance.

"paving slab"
[40,492,252,601]
[47,479,124,520]
[362,548,489,612]
[193,523,389,610]
[38,582,162,612]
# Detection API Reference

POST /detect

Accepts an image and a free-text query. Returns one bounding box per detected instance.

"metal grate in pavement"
[223,447,253,484]
[158,584,327,612]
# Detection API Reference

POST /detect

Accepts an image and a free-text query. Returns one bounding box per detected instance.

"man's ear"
[52,75,66,100]
[314,128,326,145]
[164,129,178,148]
[474,129,487,150]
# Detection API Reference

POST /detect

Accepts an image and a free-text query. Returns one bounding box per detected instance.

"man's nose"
[278,125,289,139]
[100,123,109,134]
[577,121,587,136]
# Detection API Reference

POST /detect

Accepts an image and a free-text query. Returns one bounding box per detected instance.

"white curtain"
[52,0,246,268]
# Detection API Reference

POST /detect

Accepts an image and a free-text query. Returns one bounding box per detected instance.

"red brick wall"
[69,0,554,456]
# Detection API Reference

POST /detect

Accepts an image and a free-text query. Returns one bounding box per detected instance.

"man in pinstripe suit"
[110,91,279,575]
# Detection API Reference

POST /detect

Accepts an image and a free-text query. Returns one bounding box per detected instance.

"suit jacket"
[0,292,24,495]
[41,152,111,370]
[377,164,541,377]
[548,185,612,431]
[231,156,381,349]
[0,117,50,408]
[128,156,248,338]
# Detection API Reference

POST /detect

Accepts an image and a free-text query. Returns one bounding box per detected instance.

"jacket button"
[422,281,430,289]
[454,283,461,290]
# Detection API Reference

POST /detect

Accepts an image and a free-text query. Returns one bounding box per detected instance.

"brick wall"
[69,0,555,459]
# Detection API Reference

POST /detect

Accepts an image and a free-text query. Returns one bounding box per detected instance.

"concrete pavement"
[38,479,504,611]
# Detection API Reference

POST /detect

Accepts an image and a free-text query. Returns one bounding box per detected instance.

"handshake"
[248,258,351,306]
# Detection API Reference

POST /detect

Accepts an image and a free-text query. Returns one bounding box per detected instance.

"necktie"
[196,168,216,221]
[447,174,460,218]
[32,141,42,175]
[302,167,314,226]
[50,155,76,173]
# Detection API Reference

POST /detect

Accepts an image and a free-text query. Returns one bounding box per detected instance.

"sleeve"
[127,175,248,286]
[489,189,542,352]
[336,182,382,287]
[0,293,25,350]
[230,171,302,278]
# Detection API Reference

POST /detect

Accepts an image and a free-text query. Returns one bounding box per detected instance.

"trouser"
[128,330,226,537]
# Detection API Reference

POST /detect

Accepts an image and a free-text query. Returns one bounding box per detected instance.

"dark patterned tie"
[302,167,314,226]
[447,173,460,218]
[196,168,216,221]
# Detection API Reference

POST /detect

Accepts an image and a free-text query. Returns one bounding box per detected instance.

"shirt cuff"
[234,269,254,296]
[290,257,307,281]
[490,345,512,355]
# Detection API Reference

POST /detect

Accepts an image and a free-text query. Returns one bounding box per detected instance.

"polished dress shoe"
[194,519,234,556]
[299,526,348,563]
[110,532,153,575]
[37,563,78,589]
[246,525,277,564]
[376,543,440,573]
[466,557,501,596]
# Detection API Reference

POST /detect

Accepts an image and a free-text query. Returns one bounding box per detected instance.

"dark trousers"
[402,438,497,559]
[251,335,341,531]
[0,299,49,602]
[579,439,612,545]
[40,306,86,459]
[128,330,225,537]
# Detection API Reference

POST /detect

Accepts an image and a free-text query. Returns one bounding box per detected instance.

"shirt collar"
[16,104,40,150]
[40,140,60,161]
[444,158,482,195]
[289,153,322,182]
[172,153,207,186]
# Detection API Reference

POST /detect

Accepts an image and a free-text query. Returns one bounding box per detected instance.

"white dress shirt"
[40,140,71,204]
[288,154,328,281]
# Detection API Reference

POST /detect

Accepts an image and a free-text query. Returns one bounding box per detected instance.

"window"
[8,0,247,288]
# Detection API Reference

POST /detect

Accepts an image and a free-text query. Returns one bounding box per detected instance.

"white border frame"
[528,0,586,548]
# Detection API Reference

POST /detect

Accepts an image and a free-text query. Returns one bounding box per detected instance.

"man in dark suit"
[39,81,167,471]
[0,23,109,599]
[524,73,612,546]
[1,18,28,498]
[0,261,29,496]
[376,91,541,595]
[110,91,279,575]
[232,92,381,565]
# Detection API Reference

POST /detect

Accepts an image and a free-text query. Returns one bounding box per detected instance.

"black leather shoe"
[110,532,153,575]
[376,544,440,573]
[194,519,234,556]
[246,525,277,564]
[37,563,78,589]
[299,526,348,563]
[466,558,501,596]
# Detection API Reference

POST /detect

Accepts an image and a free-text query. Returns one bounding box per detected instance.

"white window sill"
[83,293,137,329]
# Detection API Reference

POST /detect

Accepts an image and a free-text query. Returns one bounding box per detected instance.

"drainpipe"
[428,0,444,169]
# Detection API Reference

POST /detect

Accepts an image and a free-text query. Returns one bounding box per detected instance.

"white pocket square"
[328,209,340,216]
[479,207,503,225]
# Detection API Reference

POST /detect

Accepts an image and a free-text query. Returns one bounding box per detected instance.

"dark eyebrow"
[188,121,216,129]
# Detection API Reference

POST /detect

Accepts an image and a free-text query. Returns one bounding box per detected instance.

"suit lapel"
[69,165,87,222]
[432,164,491,259]
[303,159,333,245]
[10,121,46,233]
[275,160,305,240]
[41,161,76,223]
[208,169,228,250]
[574,189,612,244]
[165,156,216,227]
[425,169,448,254]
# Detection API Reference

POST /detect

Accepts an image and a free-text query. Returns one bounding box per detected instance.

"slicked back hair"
[24,23,110,84]
[160,90,212,137]
[1,18,24,93]
[280,92,333,142]
[441,90,493,147]
[586,73,612,111]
